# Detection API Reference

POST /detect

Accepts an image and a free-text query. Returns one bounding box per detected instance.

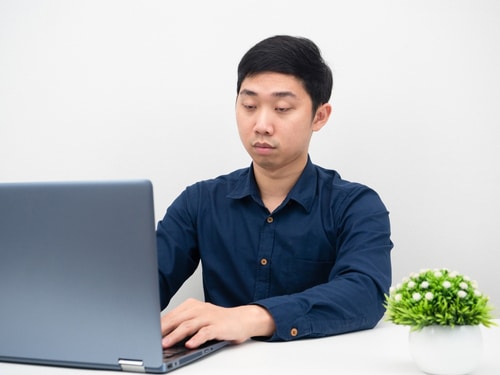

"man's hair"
[237,35,333,112]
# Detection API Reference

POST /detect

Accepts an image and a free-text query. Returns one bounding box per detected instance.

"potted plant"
[384,268,496,375]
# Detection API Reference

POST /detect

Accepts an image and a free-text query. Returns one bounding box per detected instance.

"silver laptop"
[0,180,228,373]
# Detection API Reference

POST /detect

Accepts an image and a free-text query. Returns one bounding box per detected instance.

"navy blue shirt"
[157,158,393,341]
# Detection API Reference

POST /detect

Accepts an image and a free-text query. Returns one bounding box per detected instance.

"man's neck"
[253,158,307,213]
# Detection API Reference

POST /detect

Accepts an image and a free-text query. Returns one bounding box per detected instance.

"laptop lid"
[0,180,168,372]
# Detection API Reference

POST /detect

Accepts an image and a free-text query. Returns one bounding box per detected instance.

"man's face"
[236,72,329,174]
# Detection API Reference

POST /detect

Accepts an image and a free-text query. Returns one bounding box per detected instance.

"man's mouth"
[253,142,274,149]
[252,141,276,155]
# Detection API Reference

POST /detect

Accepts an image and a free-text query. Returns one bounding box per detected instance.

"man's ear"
[312,103,332,132]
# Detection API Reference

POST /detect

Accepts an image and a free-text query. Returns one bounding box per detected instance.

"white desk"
[1,321,499,374]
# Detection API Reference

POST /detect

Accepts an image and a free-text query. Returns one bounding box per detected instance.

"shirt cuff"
[252,296,312,341]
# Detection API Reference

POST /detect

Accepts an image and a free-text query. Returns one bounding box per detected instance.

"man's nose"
[254,109,274,135]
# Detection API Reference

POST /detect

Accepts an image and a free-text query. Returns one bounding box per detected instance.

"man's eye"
[243,104,256,110]
[275,107,290,113]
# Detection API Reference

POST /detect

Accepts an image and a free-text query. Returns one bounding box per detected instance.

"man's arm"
[255,187,393,341]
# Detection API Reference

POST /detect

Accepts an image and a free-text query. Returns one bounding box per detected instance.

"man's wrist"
[243,304,276,338]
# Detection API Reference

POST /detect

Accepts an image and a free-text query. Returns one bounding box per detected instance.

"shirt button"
[290,328,298,337]
[260,258,268,266]
[266,216,274,223]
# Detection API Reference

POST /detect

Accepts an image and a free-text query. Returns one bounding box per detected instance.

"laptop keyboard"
[163,346,189,359]
[162,336,193,359]
[162,339,221,360]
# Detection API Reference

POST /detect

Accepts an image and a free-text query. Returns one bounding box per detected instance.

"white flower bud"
[457,290,467,298]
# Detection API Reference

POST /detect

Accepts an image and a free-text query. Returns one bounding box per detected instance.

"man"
[158,35,393,350]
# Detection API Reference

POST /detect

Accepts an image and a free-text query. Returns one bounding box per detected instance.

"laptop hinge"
[118,359,146,373]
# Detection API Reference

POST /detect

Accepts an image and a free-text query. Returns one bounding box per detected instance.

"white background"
[1,0,499,315]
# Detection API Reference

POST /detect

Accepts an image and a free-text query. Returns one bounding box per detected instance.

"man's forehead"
[238,72,305,98]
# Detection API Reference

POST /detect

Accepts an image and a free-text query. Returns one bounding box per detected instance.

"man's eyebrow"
[239,89,297,98]
[239,89,257,96]
[272,91,297,98]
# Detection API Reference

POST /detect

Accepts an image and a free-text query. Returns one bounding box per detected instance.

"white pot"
[409,325,483,375]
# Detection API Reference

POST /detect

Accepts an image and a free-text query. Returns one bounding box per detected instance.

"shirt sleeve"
[253,186,393,341]
[156,188,200,310]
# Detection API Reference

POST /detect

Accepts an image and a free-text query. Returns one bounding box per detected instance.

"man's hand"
[161,298,276,349]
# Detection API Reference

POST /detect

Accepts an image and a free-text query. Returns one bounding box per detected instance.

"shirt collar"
[227,156,317,213]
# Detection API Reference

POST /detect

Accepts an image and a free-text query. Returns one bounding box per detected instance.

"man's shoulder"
[313,163,383,207]
[199,167,249,185]
[186,167,250,193]
[314,164,367,191]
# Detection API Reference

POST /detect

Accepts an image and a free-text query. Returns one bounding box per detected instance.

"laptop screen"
[0,180,166,371]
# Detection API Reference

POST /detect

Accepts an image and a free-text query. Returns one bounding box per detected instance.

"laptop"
[0,179,228,373]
